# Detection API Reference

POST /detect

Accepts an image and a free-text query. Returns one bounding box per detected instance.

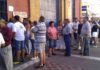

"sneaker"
[13,61,20,65]
[52,53,56,56]
[31,57,36,61]
[78,46,81,50]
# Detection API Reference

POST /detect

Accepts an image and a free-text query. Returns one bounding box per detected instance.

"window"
[0,0,7,20]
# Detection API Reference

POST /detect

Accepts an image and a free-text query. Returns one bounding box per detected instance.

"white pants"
[0,45,13,70]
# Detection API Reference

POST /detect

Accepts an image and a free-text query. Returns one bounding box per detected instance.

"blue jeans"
[82,37,90,56]
[64,35,71,56]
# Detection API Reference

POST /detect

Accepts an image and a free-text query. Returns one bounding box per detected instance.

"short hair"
[33,21,37,25]
[73,17,78,21]
[9,18,14,22]
[49,21,54,26]
[64,18,70,23]
[14,15,20,21]
[0,19,6,25]
[39,16,45,22]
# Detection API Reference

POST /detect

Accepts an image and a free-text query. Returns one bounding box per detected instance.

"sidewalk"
[14,44,100,70]
[24,51,82,70]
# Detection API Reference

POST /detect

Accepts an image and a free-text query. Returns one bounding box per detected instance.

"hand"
[1,44,5,48]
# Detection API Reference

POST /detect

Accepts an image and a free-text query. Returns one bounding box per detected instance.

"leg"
[15,41,21,62]
[64,35,71,56]
[83,37,90,56]
[21,41,25,62]
[1,45,13,70]
[52,40,56,55]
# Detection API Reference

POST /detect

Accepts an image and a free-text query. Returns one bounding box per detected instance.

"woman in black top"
[77,20,83,54]
[91,21,99,47]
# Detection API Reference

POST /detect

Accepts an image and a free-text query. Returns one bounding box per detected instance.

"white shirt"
[81,21,91,37]
[0,33,5,47]
[72,22,79,33]
[7,22,14,30]
[13,22,26,41]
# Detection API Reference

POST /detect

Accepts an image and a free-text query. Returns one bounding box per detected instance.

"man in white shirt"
[0,33,5,47]
[81,17,91,56]
[72,18,79,49]
[13,15,26,63]
[0,32,6,70]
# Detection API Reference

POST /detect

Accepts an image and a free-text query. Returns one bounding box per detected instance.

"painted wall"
[58,0,69,21]
[30,0,40,21]
[40,0,57,23]
[75,0,81,20]
[7,0,29,20]
[68,0,73,21]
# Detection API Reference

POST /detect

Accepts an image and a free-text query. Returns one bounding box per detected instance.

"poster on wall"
[13,11,28,21]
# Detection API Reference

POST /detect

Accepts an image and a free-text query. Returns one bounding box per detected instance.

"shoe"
[52,53,56,55]
[35,64,44,69]
[20,58,25,62]
[48,54,52,57]
[78,46,81,50]
[31,57,36,61]
[13,61,20,65]
[64,54,71,57]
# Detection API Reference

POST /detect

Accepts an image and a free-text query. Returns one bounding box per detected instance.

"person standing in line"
[31,16,46,68]
[63,19,72,56]
[91,19,99,48]
[56,21,65,50]
[30,21,38,60]
[77,20,83,54]
[13,15,26,63]
[0,19,13,70]
[0,32,6,70]
[72,18,79,49]
[47,21,58,57]
[7,18,14,30]
[23,19,31,55]
[7,18,15,60]
[81,17,91,56]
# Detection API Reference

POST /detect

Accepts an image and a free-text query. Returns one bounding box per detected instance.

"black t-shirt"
[91,24,98,32]
[78,24,83,35]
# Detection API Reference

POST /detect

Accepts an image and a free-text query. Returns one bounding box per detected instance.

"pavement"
[14,48,100,70]
[14,43,100,70]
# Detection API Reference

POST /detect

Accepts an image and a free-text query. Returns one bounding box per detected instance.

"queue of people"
[0,16,100,70]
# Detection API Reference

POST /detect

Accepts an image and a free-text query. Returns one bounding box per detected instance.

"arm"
[4,29,13,46]
[31,26,38,33]
[0,33,5,48]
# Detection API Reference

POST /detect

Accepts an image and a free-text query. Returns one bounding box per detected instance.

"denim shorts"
[14,40,25,51]
[49,39,57,48]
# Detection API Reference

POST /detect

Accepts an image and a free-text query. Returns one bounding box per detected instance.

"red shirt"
[0,27,13,46]
[47,26,57,40]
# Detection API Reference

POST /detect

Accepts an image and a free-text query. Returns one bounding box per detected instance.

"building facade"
[0,0,81,23]
[72,0,81,20]
[0,0,7,20]
[0,0,29,21]
[7,0,29,21]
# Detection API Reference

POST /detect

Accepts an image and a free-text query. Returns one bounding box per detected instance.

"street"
[14,45,100,70]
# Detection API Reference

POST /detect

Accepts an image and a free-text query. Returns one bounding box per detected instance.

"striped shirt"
[31,22,46,43]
